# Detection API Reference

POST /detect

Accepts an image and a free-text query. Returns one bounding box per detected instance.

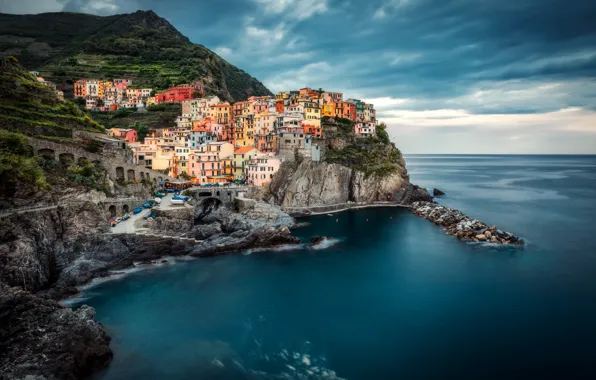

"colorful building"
[74,79,87,98]
[155,84,196,103]
[246,153,281,187]
[109,128,138,143]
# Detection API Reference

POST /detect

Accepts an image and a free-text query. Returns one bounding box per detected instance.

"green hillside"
[0,10,272,102]
[0,56,104,139]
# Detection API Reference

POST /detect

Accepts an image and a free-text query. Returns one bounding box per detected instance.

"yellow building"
[303,101,321,122]
[233,146,258,180]
[97,81,113,99]
[235,115,255,147]
[322,103,336,117]
[275,91,290,100]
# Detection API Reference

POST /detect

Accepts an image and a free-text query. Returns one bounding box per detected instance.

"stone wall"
[28,138,177,183]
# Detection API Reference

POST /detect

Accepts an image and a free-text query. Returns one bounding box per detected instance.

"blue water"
[73,155,596,379]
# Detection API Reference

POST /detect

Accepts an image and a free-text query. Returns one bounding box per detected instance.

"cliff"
[266,119,430,211]
[0,283,112,380]
[267,159,429,211]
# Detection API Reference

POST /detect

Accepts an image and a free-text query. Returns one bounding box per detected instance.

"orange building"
[211,103,232,125]
[74,79,87,98]
[275,100,285,113]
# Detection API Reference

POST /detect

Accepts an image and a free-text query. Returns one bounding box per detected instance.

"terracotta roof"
[234,146,255,154]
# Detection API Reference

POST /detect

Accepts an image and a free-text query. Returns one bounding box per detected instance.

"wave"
[309,237,341,250]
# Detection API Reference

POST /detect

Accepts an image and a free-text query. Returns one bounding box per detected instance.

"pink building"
[354,122,376,137]
[246,153,281,187]
[114,79,131,89]
[109,128,138,143]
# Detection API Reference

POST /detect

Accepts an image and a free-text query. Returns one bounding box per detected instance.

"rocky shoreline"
[0,283,112,380]
[411,201,524,245]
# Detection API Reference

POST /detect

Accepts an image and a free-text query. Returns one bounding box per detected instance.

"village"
[38,73,378,188]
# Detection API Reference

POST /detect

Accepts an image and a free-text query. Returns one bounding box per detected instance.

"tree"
[377,122,390,144]
[131,121,149,143]
[150,89,156,97]
[74,97,86,107]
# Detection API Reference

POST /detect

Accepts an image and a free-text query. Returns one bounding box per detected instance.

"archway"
[158,176,163,182]
[123,204,130,213]
[194,197,223,223]
[59,153,75,166]
[108,205,117,217]
[153,178,157,184]
[38,148,55,160]
[140,172,145,180]
[116,167,125,181]
[127,169,135,181]
[78,157,89,165]
[216,191,220,197]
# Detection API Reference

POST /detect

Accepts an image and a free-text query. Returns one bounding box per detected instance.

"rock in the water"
[309,236,330,247]
[0,284,112,379]
[433,188,446,196]
[411,201,523,245]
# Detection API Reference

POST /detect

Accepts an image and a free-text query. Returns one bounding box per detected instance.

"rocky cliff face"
[267,158,429,209]
[0,283,112,380]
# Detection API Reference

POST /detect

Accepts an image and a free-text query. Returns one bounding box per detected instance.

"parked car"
[133,206,143,215]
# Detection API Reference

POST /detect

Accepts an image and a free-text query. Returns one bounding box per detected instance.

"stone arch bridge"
[188,186,249,205]
[28,138,177,184]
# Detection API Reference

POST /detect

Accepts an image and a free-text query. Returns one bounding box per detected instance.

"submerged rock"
[0,283,112,379]
[309,236,331,248]
[411,201,524,245]
[433,188,446,197]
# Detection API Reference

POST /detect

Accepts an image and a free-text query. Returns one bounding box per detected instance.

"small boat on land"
[170,199,185,205]
[115,217,122,223]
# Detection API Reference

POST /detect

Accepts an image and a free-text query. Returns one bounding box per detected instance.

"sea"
[71,155,596,380]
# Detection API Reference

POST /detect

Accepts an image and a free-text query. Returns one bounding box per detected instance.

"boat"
[115,217,122,223]
[108,219,117,227]
[154,197,162,204]
[170,199,185,205]
[122,213,130,221]
[133,206,143,215]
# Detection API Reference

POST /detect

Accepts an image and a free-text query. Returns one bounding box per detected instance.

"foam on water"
[310,237,341,250]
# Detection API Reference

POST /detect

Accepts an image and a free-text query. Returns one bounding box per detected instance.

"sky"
[2,0,596,154]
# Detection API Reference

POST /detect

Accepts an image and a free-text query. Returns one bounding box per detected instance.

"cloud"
[214,47,233,58]
[264,61,334,92]
[254,0,328,20]
[374,0,411,19]
[0,0,65,14]
[59,0,141,15]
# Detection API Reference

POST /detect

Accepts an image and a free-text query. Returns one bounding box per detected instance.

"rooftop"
[234,146,255,154]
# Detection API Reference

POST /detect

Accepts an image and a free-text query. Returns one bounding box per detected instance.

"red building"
[275,100,285,113]
[155,85,196,103]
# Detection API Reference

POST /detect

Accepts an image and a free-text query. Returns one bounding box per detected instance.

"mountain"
[0,10,272,101]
